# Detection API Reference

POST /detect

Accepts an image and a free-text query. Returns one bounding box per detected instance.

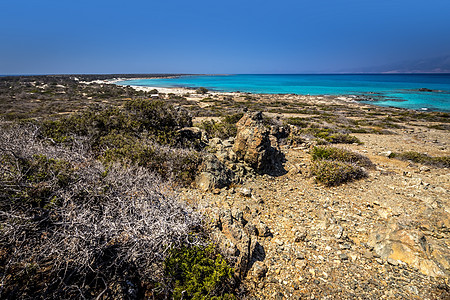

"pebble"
[339,253,349,261]
[387,258,399,266]
[274,239,284,246]
[239,187,252,197]
[296,252,305,260]
[335,226,344,239]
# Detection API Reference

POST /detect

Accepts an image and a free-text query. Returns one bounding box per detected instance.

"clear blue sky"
[1,0,450,74]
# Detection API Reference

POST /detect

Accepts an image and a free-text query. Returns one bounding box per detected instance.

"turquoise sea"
[117,74,450,112]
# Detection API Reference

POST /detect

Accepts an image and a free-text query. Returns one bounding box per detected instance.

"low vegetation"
[389,151,450,168]
[311,146,374,168]
[40,99,201,185]
[196,87,209,94]
[0,99,237,298]
[198,113,244,139]
[310,146,373,186]
[311,160,368,186]
[165,245,236,299]
[302,128,362,145]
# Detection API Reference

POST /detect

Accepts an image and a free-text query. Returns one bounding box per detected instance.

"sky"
[1,0,450,74]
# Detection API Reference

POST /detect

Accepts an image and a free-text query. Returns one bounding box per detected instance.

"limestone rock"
[251,261,268,279]
[233,112,283,175]
[239,187,252,197]
[195,155,235,191]
[379,150,392,157]
[212,208,266,279]
[368,222,449,277]
[255,220,271,237]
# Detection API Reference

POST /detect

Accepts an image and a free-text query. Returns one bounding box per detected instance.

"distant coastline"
[115,74,450,112]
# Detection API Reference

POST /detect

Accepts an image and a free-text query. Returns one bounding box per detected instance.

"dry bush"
[311,160,368,186]
[311,146,375,168]
[310,146,373,186]
[389,151,450,168]
[0,121,203,299]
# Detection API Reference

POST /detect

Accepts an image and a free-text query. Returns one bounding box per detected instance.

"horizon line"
[2,72,450,77]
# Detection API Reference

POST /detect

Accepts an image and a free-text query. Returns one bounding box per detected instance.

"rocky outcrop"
[233,112,284,175]
[369,222,449,277]
[210,208,266,279]
[195,155,235,191]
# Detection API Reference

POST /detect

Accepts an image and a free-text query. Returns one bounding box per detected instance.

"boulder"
[212,208,266,279]
[233,112,283,174]
[195,155,235,191]
[368,222,449,277]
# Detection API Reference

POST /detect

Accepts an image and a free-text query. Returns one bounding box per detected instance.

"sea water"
[117,74,450,112]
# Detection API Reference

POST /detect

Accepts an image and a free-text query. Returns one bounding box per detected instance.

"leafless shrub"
[0,120,203,299]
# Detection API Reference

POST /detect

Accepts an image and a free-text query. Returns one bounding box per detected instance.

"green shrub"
[196,87,208,94]
[389,151,450,168]
[427,124,450,131]
[326,133,362,144]
[42,99,192,148]
[100,136,202,185]
[285,117,308,128]
[125,99,192,131]
[164,244,236,300]
[42,105,133,146]
[299,128,361,144]
[198,113,244,139]
[311,160,367,186]
[38,100,202,185]
[311,146,374,168]
[287,133,305,146]
[223,112,244,125]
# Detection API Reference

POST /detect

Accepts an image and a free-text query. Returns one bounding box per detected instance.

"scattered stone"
[274,239,284,246]
[379,151,392,157]
[387,258,399,266]
[244,223,258,236]
[239,187,252,197]
[255,220,271,237]
[335,226,344,239]
[420,166,431,172]
[339,253,349,261]
[296,252,305,260]
[295,230,308,242]
[251,261,268,279]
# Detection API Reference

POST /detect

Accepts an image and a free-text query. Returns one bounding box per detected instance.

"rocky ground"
[175,94,449,299]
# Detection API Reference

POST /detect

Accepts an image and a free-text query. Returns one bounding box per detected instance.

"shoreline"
[108,74,450,113]
[109,79,450,114]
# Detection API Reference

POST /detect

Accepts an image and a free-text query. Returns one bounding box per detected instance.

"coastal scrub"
[310,146,373,186]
